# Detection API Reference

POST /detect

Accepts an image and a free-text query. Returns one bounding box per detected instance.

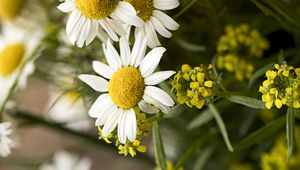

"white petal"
[79,74,108,92]
[132,33,148,67]
[103,40,122,71]
[125,109,137,142]
[153,0,180,10]
[97,28,109,42]
[106,18,127,37]
[145,71,175,85]
[150,17,172,38]
[95,104,117,126]
[68,13,85,45]
[111,2,143,27]
[145,21,161,48]
[138,100,160,114]
[99,19,119,42]
[85,20,98,45]
[152,10,179,30]
[118,111,127,144]
[66,10,82,41]
[120,37,131,66]
[57,2,75,13]
[144,86,174,106]
[143,94,172,113]
[76,18,91,47]
[92,61,114,79]
[88,94,110,118]
[139,47,166,77]
[102,109,122,137]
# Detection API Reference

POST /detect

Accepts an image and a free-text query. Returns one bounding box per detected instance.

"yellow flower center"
[125,0,154,21]
[0,43,25,77]
[75,0,120,19]
[108,67,145,109]
[0,0,25,20]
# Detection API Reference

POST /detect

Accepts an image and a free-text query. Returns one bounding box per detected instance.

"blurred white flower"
[0,0,47,32]
[47,91,91,131]
[57,0,143,47]
[40,151,92,170]
[0,24,42,105]
[0,121,17,157]
[79,33,175,144]
[127,0,180,48]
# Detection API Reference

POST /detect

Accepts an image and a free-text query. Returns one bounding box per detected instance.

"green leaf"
[208,104,234,152]
[153,121,167,170]
[286,107,295,159]
[248,63,275,89]
[188,100,231,130]
[234,116,286,150]
[226,95,266,109]
[193,146,214,170]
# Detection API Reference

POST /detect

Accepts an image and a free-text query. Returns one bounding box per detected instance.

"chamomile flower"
[79,34,175,144]
[40,150,91,170]
[57,0,143,47]
[126,0,180,48]
[0,24,42,105]
[47,91,91,131]
[0,121,16,157]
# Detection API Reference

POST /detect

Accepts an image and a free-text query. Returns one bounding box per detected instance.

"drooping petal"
[138,100,160,114]
[125,109,137,142]
[88,94,110,118]
[139,47,166,77]
[118,110,127,144]
[144,86,174,106]
[102,109,122,137]
[79,74,108,92]
[99,19,119,42]
[150,17,172,38]
[152,10,179,31]
[143,94,172,113]
[153,0,180,10]
[145,71,175,85]
[92,61,114,79]
[144,21,161,48]
[95,104,117,126]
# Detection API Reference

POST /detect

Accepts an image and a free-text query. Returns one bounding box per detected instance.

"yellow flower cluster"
[97,108,151,157]
[261,128,300,170]
[217,24,269,81]
[172,64,215,109]
[217,54,254,81]
[259,63,300,109]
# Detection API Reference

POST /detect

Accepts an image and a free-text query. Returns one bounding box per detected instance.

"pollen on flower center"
[0,0,25,20]
[125,0,154,21]
[75,0,120,19]
[108,67,145,109]
[0,43,25,77]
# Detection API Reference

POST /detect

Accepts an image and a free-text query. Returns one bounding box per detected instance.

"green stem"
[7,110,154,164]
[153,121,167,170]
[174,0,199,19]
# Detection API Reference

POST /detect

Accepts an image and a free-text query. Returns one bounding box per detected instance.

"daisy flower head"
[57,0,143,47]
[125,0,180,48]
[39,150,91,170]
[47,91,91,131]
[0,122,17,157]
[79,34,175,144]
[0,24,41,104]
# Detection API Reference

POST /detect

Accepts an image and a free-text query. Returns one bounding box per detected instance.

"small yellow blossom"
[118,140,147,157]
[172,64,216,109]
[217,24,269,81]
[259,63,300,109]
